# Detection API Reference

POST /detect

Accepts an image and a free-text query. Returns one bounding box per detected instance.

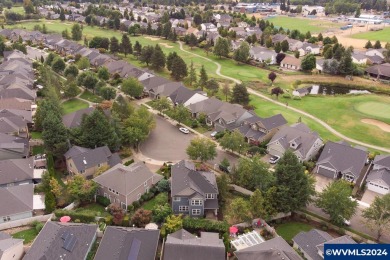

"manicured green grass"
[79,90,103,103]
[9,6,25,15]
[30,131,42,139]
[12,228,38,244]
[354,101,390,120]
[75,203,110,217]
[265,16,340,33]
[32,145,44,155]
[276,221,313,242]
[142,193,168,211]
[62,98,89,114]
[351,27,390,42]
[273,94,390,149]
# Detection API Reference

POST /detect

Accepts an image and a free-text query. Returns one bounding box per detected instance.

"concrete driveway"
[139,114,239,166]
[361,190,382,205]
[314,174,332,193]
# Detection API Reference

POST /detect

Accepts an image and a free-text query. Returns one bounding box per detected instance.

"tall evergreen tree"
[198,65,208,90]
[139,45,154,66]
[188,61,197,86]
[133,41,142,59]
[274,150,315,213]
[167,52,178,71]
[170,56,188,81]
[109,36,120,54]
[231,84,250,106]
[42,111,68,157]
[120,34,132,56]
[71,24,82,41]
[151,45,166,70]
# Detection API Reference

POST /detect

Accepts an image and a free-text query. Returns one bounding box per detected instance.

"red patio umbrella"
[60,216,71,223]
[229,226,238,234]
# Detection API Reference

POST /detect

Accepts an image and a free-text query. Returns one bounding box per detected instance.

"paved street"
[306,203,390,243]
[139,114,238,166]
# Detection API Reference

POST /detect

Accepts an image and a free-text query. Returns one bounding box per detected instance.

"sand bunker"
[361,119,390,132]
[144,36,160,41]
[159,43,173,48]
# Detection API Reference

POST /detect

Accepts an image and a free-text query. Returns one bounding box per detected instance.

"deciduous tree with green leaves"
[186,137,217,162]
[228,198,251,223]
[153,97,171,114]
[362,194,390,242]
[315,180,358,226]
[172,104,189,126]
[71,23,82,41]
[67,175,98,203]
[122,77,144,98]
[219,130,248,154]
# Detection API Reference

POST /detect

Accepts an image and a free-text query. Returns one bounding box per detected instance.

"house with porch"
[365,63,390,80]
[94,162,163,209]
[267,123,323,162]
[366,155,390,195]
[315,141,367,184]
[171,160,219,217]
[280,55,301,70]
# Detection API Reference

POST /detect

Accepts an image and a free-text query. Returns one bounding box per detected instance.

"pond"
[300,85,371,95]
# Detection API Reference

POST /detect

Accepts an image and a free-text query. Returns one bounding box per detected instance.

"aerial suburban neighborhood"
[0,0,389,259]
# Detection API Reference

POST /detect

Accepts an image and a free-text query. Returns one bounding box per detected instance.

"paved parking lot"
[139,115,239,166]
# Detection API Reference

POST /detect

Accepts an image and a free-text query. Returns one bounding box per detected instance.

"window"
[108,188,112,192]
[97,163,101,167]
[206,194,215,199]
[116,191,119,195]
[173,197,181,202]
[179,206,189,212]
[121,202,126,210]
[137,193,141,200]
[192,209,201,215]
[104,193,108,198]
[80,170,85,174]
[144,181,147,187]
[191,200,202,206]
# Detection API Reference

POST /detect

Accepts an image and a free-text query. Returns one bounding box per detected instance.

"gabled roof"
[64,145,121,172]
[0,184,33,217]
[0,132,29,157]
[235,236,302,260]
[0,158,34,185]
[0,98,32,110]
[316,141,367,179]
[140,75,170,91]
[367,168,390,187]
[171,160,218,198]
[94,227,159,260]
[188,97,224,115]
[23,222,97,260]
[243,114,287,130]
[292,229,333,260]
[62,107,94,128]
[374,155,390,169]
[0,231,23,256]
[281,55,301,67]
[365,63,390,78]
[163,229,225,260]
[168,85,197,105]
[93,162,163,196]
[316,235,356,255]
[268,123,321,159]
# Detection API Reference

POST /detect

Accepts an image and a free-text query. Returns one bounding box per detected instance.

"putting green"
[354,102,390,120]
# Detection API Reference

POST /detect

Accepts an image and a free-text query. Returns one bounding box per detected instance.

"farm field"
[264,16,340,33]
[351,27,390,42]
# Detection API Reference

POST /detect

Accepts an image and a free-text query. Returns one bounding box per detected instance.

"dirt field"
[144,36,160,41]
[159,42,173,48]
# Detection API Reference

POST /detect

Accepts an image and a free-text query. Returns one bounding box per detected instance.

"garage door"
[367,182,389,195]
[268,148,283,157]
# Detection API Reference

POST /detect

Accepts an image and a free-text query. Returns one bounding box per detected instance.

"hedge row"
[183,218,229,235]
[54,209,96,223]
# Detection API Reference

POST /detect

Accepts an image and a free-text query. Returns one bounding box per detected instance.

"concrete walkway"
[178,41,390,153]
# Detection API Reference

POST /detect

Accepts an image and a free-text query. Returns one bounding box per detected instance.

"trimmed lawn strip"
[79,90,103,103]
[62,98,89,115]
[351,27,390,42]
[275,221,313,242]
[32,145,44,155]
[75,203,111,217]
[30,131,42,139]
[12,228,38,244]
[264,16,340,33]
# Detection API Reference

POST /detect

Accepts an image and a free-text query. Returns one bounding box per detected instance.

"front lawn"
[30,131,42,139]
[142,192,168,210]
[79,90,103,103]
[276,221,313,242]
[12,228,38,244]
[32,145,44,155]
[62,98,89,115]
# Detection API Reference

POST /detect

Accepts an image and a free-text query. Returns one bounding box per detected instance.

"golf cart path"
[178,42,390,153]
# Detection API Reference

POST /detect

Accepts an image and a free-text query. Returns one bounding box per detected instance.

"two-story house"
[200,23,217,32]
[315,141,367,184]
[64,145,121,178]
[171,160,219,217]
[94,162,163,209]
[366,155,390,194]
[236,114,287,144]
[267,123,323,162]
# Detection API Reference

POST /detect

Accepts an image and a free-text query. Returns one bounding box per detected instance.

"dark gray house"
[171,160,219,217]
[163,229,225,260]
[366,155,390,195]
[23,222,97,260]
[315,141,367,184]
[94,227,159,260]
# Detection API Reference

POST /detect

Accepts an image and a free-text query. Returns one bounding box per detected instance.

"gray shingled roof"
[94,227,159,260]
[24,222,97,260]
[93,162,163,196]
[0,231,23,257]
[163,229,225,260]
[61,107,94,129]
[0,158,34,185]
[292,229,333,260]
[316,235,356,255]
[168,86,197,105]
[0,184,33,217]
[373,155,390,169]
[235,236,302,260]
[365,63,390,78]
[64,145,121,172]
[366,168,390,186]
[171,160,218,198]
[316,141,367,179]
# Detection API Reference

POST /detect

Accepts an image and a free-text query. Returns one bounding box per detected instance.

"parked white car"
[179,127,190,134]
[269,155,281,164]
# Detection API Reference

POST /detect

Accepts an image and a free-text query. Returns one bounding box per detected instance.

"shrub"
[35,222,44,233]
[105,215,113,225]
[127,205,134,212]
[191,120,199,128]
[45,192,56,213]
[215,131,226,139]
[122,215,130,227]
[124,159,134,166]
[182,218,229,235]
[74,219,81,223]
[132,201,140,209]
[156,179,170,192]
[54,209,96,223]
[149,186,157,194]
[338,228,346,235]
[96,195,110,207]
[131,209,152,227]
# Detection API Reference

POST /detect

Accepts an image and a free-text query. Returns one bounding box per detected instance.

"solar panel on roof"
[62,235,78,252]
[61,231,70,240]
[127,238,141,260]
